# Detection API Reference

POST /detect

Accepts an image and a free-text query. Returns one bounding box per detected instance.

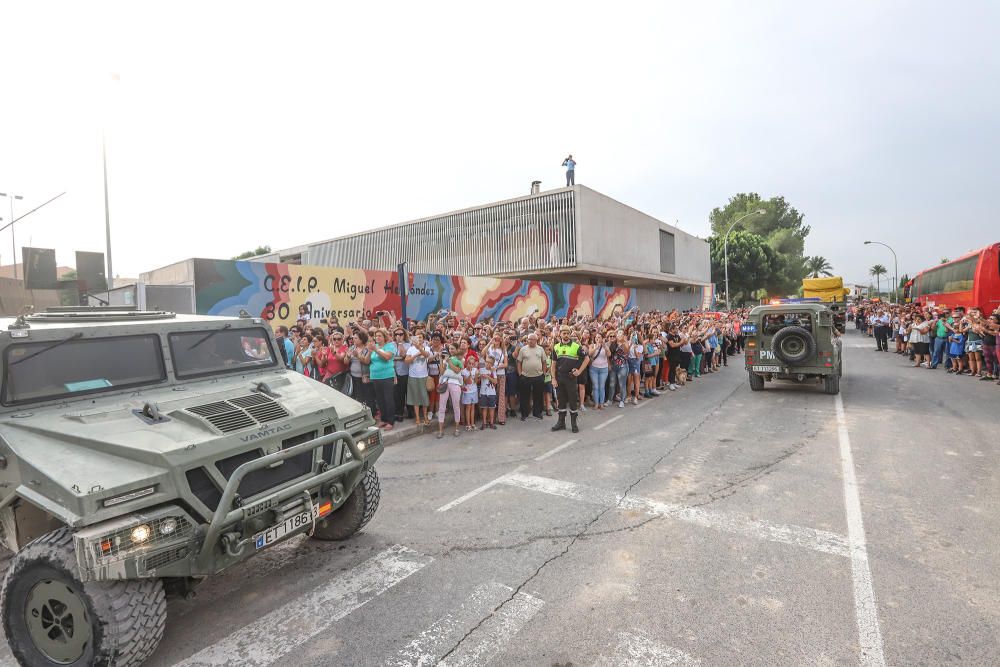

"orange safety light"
[100,539,113,555]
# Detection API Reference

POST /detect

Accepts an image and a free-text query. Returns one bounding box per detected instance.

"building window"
[659,230,675,274]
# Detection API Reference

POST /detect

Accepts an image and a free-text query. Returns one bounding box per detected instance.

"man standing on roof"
[551,325,589,433]
[562,154,576,186]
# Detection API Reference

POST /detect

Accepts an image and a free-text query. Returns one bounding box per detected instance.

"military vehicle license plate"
[254,502,330,550]
[752,365,780,372]
[741,323,757,334]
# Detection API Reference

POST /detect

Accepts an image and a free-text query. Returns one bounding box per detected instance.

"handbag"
[436,381,448,394]
[426,376,435,391]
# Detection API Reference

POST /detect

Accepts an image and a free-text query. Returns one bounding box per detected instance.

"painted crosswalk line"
[387,581,517,666]
[595,631,700,666]
[438,590,544,667]
[501,473,850,557]
[436,465,527,512]
[173,544,432,667]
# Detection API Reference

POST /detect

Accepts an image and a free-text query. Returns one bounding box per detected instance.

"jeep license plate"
[254,503,329,550]
[752,365,780,373]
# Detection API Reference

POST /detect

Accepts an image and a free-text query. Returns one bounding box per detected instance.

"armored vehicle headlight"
[130,524,152,544]
[357,440,366,452]
[159,518,179,536]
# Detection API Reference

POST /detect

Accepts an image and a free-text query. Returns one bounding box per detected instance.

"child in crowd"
[479,356,498,429]
[461,356,479,431]
[948,329,966,374]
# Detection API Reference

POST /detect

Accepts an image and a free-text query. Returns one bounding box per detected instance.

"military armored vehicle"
[742,300,844,394]
[0,308,382,666]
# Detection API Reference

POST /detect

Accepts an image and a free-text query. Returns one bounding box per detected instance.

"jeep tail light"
[747,340,756,348]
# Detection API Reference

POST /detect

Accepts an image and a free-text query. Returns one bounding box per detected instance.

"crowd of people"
[852,302,1000,382]
[272,307,751,438]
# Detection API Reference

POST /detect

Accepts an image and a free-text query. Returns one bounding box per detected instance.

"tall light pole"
[864,240,898,304]
[724,208,767,310]
[0,192,24,280]
[103,73,120,289]
[102,131,114,287]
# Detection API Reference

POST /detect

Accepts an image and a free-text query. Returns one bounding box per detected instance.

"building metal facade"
[306,189,577,277]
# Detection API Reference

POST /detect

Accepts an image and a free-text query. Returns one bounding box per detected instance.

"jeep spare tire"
[770,326,816,365]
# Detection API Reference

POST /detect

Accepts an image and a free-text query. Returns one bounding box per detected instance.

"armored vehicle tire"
[310,466,381,541]
[824,373,840,395]
[748,371,765,391]
[1,527,166,667]
[771,326,816,365]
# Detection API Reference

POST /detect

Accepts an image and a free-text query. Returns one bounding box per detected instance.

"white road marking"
[595,631,700,666]
[594,414,624,430]
[502,473,850,557]
[535,439,578,461]
[835,394,887,667]
[435,465,527,512]
[634,399,651,409]
[173,545,432,667]
[438,590,544,667]
[387,582,515,666]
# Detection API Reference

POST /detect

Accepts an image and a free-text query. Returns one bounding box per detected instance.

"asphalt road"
[2,329,998,666]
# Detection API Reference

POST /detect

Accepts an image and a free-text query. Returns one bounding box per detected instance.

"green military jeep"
[742,301,844,395]
[0,308,382,666]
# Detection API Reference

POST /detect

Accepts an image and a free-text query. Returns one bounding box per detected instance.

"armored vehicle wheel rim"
[24,580,91,664]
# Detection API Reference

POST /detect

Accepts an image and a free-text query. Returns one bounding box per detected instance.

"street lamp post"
[0,192,24,280]
[724,209,767,310]
[863,240,898,304]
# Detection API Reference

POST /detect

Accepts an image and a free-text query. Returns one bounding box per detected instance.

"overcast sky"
[1,1,996,288]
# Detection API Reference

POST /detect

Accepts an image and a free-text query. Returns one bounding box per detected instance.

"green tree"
[804,256,834,278]
[232,245,272,260]
[709,193,810,295]
[870,264,887,296]
[940,257,949,264]
[709,230,779,306]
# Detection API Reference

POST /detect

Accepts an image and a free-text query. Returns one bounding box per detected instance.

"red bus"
[910,243,1000,312]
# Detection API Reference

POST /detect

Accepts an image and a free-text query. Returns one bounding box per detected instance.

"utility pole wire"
[0,192,67,234]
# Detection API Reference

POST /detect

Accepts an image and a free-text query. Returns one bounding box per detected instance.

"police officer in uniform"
[551,325,590,433]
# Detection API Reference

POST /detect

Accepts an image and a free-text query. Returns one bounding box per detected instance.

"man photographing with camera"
[562,154,576,186]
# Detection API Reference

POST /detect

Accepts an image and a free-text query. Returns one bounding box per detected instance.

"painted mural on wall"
[193,259,636,328]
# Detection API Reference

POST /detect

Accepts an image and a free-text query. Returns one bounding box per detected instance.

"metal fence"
[308,190,577,276]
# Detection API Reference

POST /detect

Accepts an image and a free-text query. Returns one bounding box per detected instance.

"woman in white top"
[437,344,465,438]
[404,332,432,426]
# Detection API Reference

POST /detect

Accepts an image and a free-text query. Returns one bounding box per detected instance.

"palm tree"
[805,256,834,278]
[870,264,887,297]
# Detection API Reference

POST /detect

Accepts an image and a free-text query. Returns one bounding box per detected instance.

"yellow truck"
[802,276,850,302]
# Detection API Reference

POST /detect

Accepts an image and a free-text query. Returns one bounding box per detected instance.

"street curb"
[380,422,427,447]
